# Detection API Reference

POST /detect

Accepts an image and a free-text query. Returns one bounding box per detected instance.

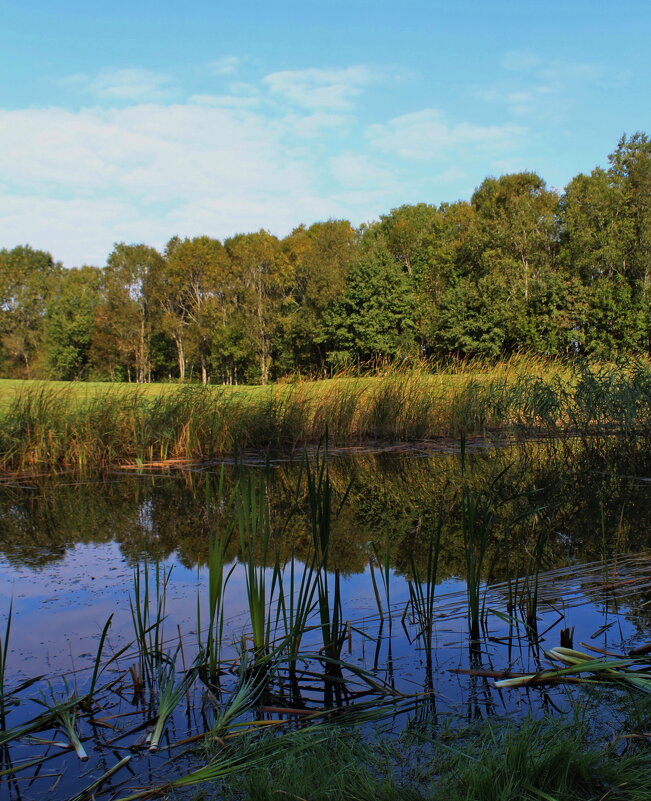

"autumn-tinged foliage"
[2,133,651,383]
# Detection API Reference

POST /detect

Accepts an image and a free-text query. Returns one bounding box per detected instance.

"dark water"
[1,438,650,800]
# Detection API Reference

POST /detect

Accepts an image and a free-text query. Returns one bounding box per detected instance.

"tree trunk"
[200,349,208,385]
[260,347,270,384]
[138,317,146,383]
[175,337,185,381]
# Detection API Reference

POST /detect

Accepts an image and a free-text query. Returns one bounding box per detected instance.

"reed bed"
[2,357,651,474]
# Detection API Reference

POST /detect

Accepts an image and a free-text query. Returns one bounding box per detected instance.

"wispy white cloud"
[209,56,242,76]
[500,51,541,72]
[64,68,177,101]
[262,66,376,111]
[189,94,260,108]
[539,59,604,84]
[367,109,526,161]
[480,84,557,118]
[283,112,350,138]
[480,56,606,121]
[329,154,397,188]
[0,102,371,265]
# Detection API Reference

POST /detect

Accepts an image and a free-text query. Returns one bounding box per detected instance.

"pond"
[1,437,650,800]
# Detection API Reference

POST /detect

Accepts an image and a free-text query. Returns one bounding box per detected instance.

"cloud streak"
[64,68,178,101]
[479,55,607,120]
[367,109,526,161]
[262,66,376,111]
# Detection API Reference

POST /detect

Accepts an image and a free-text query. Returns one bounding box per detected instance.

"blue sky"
[1,0,650,267]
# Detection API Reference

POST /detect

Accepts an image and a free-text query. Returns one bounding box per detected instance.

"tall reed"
[0,602,11,730]
[459,439,502,642]
[4,356,651,474]
[408,514,443,677]
[236,472,283,660]
[199,469,236,682]
[129,562,172,688]
[277,548,318,688]
[506,523,548,633]
[305,452,347,664]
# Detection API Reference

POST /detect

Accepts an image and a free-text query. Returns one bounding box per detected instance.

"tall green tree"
[433,276,509,358]
[433,173,562,355]
[225,231,291,383]
[94,243,164,382]
[319,253,416,366]
[43,266,102,379]
[583,278,643,356]
[560,167,632,284]
[560,135,651,353]
[283,220,357,372]
[158,236,232,383]
[467,172,559,297]
[376,203,441,278]
[0,245,62,377]
[608,132,651,291]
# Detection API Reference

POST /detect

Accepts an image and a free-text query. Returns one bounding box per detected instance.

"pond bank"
[2,360,651,474]
[209,710,651,801]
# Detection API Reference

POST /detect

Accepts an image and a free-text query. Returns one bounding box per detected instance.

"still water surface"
[1,439,650,799]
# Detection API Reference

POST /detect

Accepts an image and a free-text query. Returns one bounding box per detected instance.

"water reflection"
[1,437,651,574]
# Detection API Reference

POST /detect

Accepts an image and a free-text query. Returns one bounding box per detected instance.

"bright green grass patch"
[0,354,570,407]
[0,378,257,407]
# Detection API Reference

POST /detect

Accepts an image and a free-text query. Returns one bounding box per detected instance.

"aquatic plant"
[203,530,235,681]
[495,647,651,693]
[129,562,173,688]
[304,450,351,677]
[53,703,87,761]
[197,469,237,682]
[461,474,498,641]
[0,601,11,730]
[148,655,197,752]
[68,756,132,801]
[208,653,263,737]
[277,548,318,687]
[0,695,79,747]
[37,680,88,760]
[236,471,284,659]
[407,514,443,676]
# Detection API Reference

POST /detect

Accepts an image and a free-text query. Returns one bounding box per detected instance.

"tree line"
[2,132,651,384]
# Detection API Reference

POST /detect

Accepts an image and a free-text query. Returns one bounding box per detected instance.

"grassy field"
[0,355,648,474]
[0,377,259,405]
[0,354,569,405]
